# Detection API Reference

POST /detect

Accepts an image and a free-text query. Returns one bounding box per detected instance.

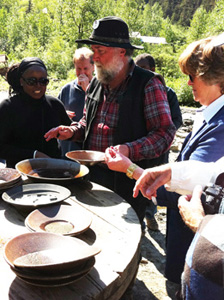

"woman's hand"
[133,164,172,199]
[44,126,74,141]
[178,185,205,232]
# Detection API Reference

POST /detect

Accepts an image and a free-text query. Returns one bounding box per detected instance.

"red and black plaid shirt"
[73,62,175,161]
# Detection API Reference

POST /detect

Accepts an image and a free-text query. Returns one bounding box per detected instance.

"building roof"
[0,54,8,63]
[131,32,167,44]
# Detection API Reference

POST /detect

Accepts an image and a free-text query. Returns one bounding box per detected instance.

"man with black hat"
[45,16,176,229]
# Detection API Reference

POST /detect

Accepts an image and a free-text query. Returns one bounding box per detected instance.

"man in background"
[58,47,94,157]
[135,53,182,231]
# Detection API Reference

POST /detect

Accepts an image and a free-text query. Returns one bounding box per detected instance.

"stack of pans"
[0,168,22,192]
[4,232,101,287]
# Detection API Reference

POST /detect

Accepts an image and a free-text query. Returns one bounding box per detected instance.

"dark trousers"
[157,186,194,284]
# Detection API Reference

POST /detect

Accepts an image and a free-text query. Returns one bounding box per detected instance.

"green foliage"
[0,75,9,92]
[0,0,223,106]
[150,0,216,26]
[186,6,209,43]
[0,8,8,52]
[59,0,99,47]
[205,0,224,35]
[141,2,164,36]
[42,36,73,79]
[156,50,180,79]
[171,77,200,107]
[161,19,187,52]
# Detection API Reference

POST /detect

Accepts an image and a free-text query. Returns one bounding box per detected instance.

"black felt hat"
[75,16,143,50]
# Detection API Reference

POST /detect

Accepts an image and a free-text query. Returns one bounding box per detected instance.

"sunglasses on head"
[21,77,49,86]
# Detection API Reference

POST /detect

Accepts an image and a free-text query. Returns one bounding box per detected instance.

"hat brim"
[75,38,143,50]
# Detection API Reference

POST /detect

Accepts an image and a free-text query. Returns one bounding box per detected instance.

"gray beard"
[95,67,116,84]
[95,59,124,85]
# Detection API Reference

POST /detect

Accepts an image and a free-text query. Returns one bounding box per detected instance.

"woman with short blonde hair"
[179,36,224,94]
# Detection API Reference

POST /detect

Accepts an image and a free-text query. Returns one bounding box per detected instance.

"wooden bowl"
[4,232,101,273]
[25,204,92,236]
[66,150,105,166]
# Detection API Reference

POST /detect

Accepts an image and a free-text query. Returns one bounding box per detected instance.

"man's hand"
[66,110,76,119]
[133,164,172,199]
[34,151,50,158]
[178,185,205,232]
[44,126,74,141]
[77,74,90,92]
[105,147,132,173]
[112,144,129,157]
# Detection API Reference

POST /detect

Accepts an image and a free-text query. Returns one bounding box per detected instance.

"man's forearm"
[70,123,85,142]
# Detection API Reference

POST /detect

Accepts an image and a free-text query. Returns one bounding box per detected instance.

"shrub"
[170,77,200,108]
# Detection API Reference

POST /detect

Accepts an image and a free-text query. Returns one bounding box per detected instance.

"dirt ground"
[130,152,181,300]
[131,208,180,300]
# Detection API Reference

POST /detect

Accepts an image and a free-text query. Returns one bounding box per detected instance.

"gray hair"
[73,47,94,65]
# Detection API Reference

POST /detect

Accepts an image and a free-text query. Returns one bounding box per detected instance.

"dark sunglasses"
[21,77,49,86]
[189,75,194,82]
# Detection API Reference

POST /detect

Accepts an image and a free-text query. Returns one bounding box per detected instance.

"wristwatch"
[126,163,138,179]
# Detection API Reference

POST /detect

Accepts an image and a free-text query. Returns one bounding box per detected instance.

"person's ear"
[120,48,126,57]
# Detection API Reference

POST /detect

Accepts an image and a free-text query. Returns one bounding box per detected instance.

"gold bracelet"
[126,163,138,179]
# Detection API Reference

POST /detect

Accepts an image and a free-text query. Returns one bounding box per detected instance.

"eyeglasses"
[189,75,194,82]
[21,77,49,86]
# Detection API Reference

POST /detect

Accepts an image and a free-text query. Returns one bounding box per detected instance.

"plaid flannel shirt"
[73,62,175,161]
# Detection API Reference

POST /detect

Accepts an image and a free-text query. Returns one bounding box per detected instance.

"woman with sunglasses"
[0,57,71,168]
[104,34,224,287]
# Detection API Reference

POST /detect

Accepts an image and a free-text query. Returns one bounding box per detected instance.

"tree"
[186,6,209,43]
[205,0,224,35]
[0,7,8,52]
[57,0,99,48]
[141,2,164,36]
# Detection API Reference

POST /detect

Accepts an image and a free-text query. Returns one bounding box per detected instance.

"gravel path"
[132,208,180,300]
